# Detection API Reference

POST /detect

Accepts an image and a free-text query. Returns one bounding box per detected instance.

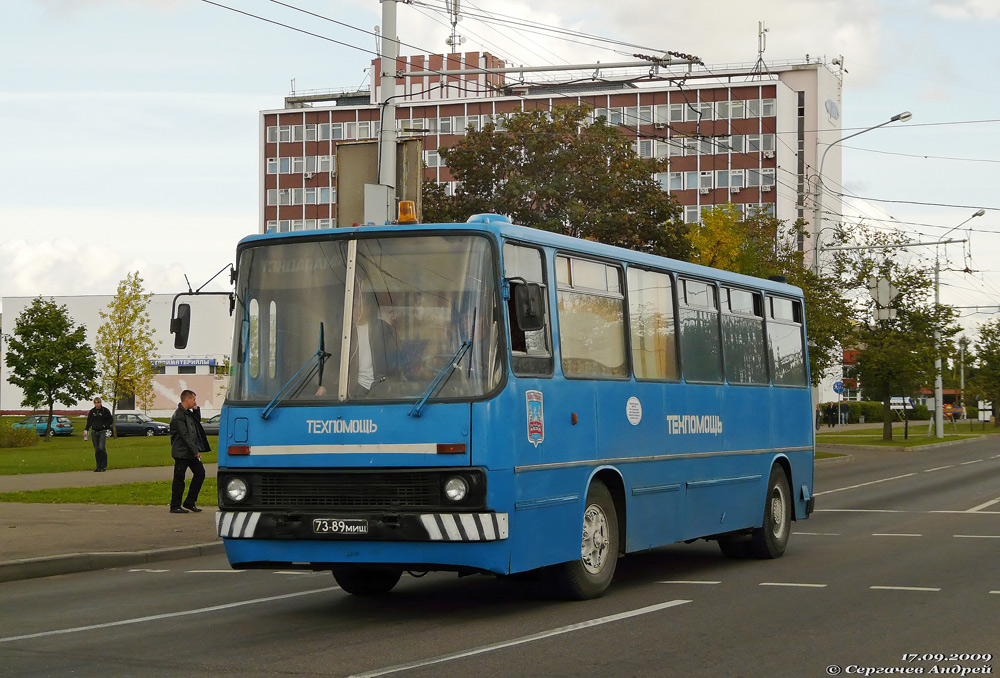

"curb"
[0,542,225,584]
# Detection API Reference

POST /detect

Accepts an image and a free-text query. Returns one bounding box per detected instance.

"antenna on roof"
[445,0,465,49]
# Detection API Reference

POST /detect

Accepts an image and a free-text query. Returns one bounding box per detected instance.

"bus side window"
[678,278,723,383]
[627,268,679,380]
[767,296,807,386]
[503,243,553,376]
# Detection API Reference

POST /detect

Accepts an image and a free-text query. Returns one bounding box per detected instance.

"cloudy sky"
[3,0,1000,337]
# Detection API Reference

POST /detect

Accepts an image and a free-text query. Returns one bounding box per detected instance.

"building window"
[730,170,745,189]
[684,205,699,223]
[627,268,678,380]
[266,158,278,174]
[762,98,776,117]
[715,101,730,120]
[266,126,279,143]
[715,170,729,188]
[669,172,683,191]
[669,104,684,122]
[638,139,653,158]
[178,365,197,375]
[730,100,745,119]
[699,171,713,189]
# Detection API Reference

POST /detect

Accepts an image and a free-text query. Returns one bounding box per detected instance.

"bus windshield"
[229,233,503,405]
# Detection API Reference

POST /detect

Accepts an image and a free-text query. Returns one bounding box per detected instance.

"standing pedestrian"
[825,402,837,428]
[84,397,113,472]
[169,389,210,514]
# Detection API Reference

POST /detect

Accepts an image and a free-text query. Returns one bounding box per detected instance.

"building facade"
[260,52,843,251]
[1,294,233,417]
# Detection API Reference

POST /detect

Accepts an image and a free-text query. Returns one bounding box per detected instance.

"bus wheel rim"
[770,484,787,540]
[581,504,610,574]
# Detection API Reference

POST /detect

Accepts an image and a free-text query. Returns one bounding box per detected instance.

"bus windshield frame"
[228,232,504,406]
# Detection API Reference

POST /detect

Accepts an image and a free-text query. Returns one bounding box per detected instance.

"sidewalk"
[0,465,222,583]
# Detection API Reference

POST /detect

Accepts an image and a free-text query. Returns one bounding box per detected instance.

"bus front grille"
[258,472,438,509]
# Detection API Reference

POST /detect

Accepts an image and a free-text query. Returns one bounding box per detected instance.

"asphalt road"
[1,439,998,678]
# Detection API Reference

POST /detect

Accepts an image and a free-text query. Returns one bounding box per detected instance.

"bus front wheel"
[547,479,619,600]
[332,567,402,596]
[750,465,791,559]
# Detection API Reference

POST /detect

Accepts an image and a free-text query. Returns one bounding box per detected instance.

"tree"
[4,297,97,438]
[95,271,158,429]
[830,230,959,440]
[423,104,691,260]
[687,205,853,385]
[968,319,1000,427]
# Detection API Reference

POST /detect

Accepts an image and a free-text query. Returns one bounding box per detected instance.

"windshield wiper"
[408,339,472,418]
[261,323,332,420]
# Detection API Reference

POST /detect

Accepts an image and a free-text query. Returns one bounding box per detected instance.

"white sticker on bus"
[626,397,643,425]
[666,415,723,435]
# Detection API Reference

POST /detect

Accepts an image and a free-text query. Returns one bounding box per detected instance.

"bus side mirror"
[513,283,545,332]
[171,303,191,349]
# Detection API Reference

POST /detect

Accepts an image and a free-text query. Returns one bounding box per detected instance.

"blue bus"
[177,211,814,599]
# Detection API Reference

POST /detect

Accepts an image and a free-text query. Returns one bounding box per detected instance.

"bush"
[0,419,40,449]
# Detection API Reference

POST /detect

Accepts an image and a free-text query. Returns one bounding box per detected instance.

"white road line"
[274,571,313,575]
[954,534,1000,539]
[870,586,940,592]
[657,580,720,585]
[186,570,244,574]
[128,569,169,573]
[813,473,917,497]
[817,509,905,513]
[991,591,1000,595]
[759,582,827,588]
[818,509,1000,515]
[960,460,984,466]
[872,533,922,537]
[967,497,1000,513]
[923,465,953,472]
[794,532,841,536]
[0,586,341,644]
[348,600,692,678]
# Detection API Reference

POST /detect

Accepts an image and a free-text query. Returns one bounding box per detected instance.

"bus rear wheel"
[332,567,402,596]
[750,465,791,559]
[547,479,619,600]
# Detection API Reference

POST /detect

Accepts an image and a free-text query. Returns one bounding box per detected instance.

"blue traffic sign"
[833,381,844,394]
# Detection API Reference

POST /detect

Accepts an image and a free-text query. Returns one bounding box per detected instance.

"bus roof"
[239,220,804,297]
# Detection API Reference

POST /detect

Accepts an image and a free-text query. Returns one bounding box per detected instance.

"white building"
[1,294,233,417]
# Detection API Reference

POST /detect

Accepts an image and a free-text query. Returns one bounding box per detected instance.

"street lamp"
[812,111,913,274]
[933,208,985,438]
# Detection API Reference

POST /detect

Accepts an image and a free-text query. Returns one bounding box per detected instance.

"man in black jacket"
[169,389,210,514]
[84,397,113,472]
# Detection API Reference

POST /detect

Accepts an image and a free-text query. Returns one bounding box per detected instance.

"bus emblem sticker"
[626,397,642,425]
[526,390,544,447]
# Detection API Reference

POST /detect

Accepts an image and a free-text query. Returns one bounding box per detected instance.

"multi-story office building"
[260,51,843,259]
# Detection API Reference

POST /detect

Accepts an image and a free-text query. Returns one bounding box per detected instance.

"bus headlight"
[443,476,469,502]
[226,477,249,503]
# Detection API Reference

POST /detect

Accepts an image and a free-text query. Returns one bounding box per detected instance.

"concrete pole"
[376,0,399,223]
[933,256,944,439]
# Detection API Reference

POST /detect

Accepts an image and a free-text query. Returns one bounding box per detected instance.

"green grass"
[0,424,218,475]
[816,421,999,447]
[0,479,218,506]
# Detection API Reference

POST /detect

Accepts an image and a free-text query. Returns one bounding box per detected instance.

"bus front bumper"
[216,510,509,543]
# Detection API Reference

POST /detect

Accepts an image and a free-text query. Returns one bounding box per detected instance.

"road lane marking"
[0,586,341,644]
[960,460,983,465]
[759,582,827,588]
[128,569,169,573]
[817,509,905,513]
[954,534,1000,539]
[794,532,841,536]
[870,586,940,592]
[348,600,692,678]
[186,570,244,574]
[657,580,720,585]
[924,465,953,472]
[967,497,1000,513]
[818,509,1000,515]
[872,533,922,537]
[814,473,917,497]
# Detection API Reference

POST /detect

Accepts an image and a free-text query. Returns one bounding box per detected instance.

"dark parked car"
[202,414,221,436]
[114,413,169,437]
[14,415,74,437]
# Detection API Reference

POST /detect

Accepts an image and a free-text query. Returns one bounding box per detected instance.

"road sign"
[833,381,844,394]
[890,397,914,410]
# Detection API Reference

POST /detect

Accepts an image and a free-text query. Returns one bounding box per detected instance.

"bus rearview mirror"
[514,283,545,332]
[171,303,191,349]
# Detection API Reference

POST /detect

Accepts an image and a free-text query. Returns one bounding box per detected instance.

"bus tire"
[332,567,402,596]
[750,465,791,559]
[548,479,619,600]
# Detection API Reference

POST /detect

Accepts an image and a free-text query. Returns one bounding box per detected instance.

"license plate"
[312,518,369,535]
